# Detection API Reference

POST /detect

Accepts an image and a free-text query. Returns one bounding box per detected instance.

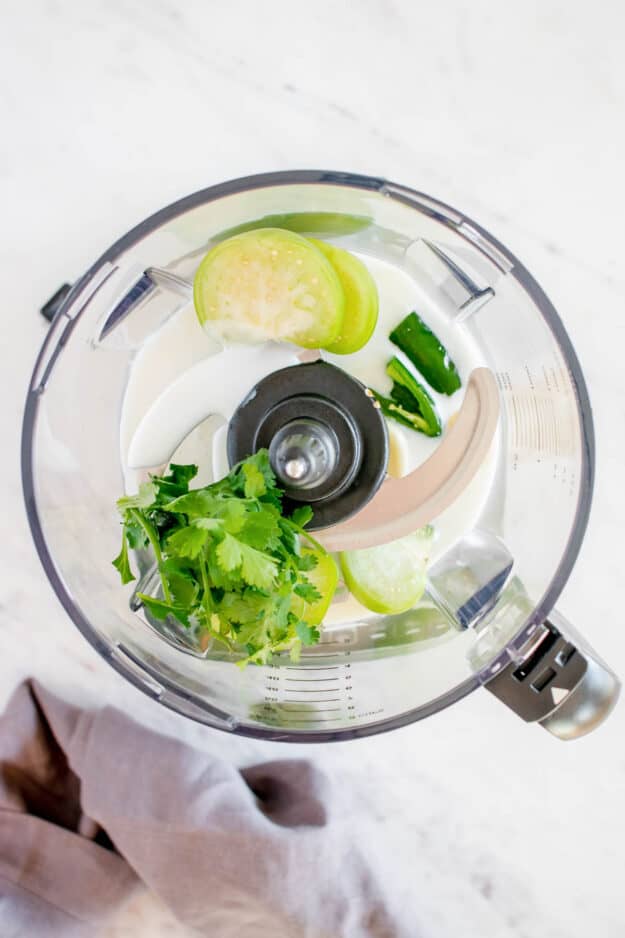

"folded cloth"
[0,680,401,938]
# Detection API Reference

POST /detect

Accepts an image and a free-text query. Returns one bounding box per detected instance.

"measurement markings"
[285,677,340,683]
[281,717,343,724]
[532,395,543,454]
[284,664,341,671]
[284,688,343,695]
[509,393,522,449]
[284,697,341,703]
[277,707,342,714]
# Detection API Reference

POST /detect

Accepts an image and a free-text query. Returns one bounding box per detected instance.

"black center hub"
[227,361,389,529]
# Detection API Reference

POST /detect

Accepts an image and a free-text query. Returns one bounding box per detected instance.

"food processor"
[22,170,620,741]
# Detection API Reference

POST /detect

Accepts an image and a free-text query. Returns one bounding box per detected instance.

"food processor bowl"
[22,171,619,740]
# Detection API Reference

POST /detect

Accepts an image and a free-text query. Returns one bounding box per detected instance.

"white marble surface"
[2,1,625,935]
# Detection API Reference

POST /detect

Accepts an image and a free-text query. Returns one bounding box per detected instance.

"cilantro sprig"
[113,451,328,665]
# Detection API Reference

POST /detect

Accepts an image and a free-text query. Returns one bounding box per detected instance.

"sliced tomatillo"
[309,239,379,354]
[193,228,345,349]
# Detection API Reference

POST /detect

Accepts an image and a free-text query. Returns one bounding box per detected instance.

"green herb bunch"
[113,450,325,665]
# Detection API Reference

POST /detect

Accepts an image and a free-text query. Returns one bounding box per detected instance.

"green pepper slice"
[389,311,461,395]
[386,357,441,437]
[370,357,442,437]
[372,392,431,435]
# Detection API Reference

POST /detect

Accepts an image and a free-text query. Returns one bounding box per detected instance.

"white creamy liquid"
[120,253,499,626]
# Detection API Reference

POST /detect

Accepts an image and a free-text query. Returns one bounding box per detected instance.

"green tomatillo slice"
[339,528,432,615]
[193,228,345,349]
[310,239,379,354]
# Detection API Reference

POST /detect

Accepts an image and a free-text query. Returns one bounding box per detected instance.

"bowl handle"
[485,609,620,739]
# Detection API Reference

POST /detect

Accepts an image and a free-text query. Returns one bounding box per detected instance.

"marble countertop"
[2,1,625,935]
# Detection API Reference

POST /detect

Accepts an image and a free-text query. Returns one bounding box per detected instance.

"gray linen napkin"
[0,680,399,938]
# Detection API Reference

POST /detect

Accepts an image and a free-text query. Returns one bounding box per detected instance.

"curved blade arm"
[317,367,500,552]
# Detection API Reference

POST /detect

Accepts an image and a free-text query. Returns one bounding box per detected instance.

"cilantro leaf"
[295,552,318,572]
[152,463,198,501]
[125,520,148,550]
[194,518,224,531]
[238,450,282,507]
[245,450,277,487]
[239,507,280,550]
[216,535,277,589]
[294,579,322,603]
[238,542,278,589]
[216,532,243,571]
[291,505,313,528]
[163,490,220,517]
[240,644,273,667]
[218,499,247,534]
[166,525,210,559]
[164,464,198,487]
[163,562,200,606]
[206,552,242,591]
[117,481,157,513]
[278,518,298,555]
[112,532,135,584]
[273,593,291,632]
[295,621,321,645]
[242,461,266,498]
[218,589,268,624]
[138,594,193,628]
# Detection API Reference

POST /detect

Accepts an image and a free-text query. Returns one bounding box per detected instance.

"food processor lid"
[21,170,618,742]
